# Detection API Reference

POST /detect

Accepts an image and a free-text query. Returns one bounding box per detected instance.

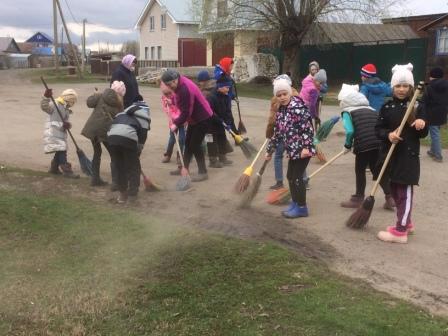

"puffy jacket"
[41,97,70,153]
[81,88,123,142]
[419,78,448,126]
[360,77,392,112]
[110,64,141,108]
[299,75,319,118]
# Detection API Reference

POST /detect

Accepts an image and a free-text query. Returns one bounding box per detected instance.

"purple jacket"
[266,96,316,160]
[173,76,213,126]
[299,75,319,118]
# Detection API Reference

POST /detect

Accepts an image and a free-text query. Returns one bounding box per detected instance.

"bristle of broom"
[266,187,290,205]
[239,174,262,208]
[346,196,375,229]
[315,145,327,163]
[234,174,251,193]
[176,168,191,191]
[240,142,253,159]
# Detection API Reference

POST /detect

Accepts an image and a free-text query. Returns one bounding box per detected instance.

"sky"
[0,0,447,52]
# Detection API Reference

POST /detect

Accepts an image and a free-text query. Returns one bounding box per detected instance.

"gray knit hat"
[161,69,180,83]
[314,69,327,83]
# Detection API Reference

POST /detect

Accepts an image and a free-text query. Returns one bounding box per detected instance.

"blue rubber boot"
[282,201,296,215]
[283,204,309,218]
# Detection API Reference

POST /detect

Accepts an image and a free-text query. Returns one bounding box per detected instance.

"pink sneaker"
[377,228,408,244]
[387,223,415,235]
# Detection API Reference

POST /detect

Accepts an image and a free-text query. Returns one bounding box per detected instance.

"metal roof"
[135,0,198,28]
[26,32,53,44]
[0,37,20,53]
[302,22,419,45]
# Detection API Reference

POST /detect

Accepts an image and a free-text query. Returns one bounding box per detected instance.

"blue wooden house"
[26,32,53,48]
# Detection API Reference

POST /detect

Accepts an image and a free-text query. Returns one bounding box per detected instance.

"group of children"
[40,54,447,244]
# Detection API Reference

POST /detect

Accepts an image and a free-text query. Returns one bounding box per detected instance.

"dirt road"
[1,69,447,315]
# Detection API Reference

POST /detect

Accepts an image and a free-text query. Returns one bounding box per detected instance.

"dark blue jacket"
[360,77,392,112]
[110,64,141,108]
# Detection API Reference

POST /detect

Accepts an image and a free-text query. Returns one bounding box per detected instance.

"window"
[151,46,155,60]
[144,47,148,60]
[217,0,228,17]
[157,46,162,60]
[149,16,155,31]
[161,14,166,30]
[436,28,448,55]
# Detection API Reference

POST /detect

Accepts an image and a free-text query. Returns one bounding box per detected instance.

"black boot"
[48,158,61,175]
[59,163,80,179]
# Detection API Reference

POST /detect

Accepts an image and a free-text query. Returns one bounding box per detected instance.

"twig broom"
[234,139,268,193]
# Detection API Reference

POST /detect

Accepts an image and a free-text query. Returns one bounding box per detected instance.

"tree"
[121,40,139,57]
[201,0,400,81]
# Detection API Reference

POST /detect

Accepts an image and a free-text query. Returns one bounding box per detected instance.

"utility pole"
[82,19,86,73]
[55,0,83,78]
[53,0,59,70]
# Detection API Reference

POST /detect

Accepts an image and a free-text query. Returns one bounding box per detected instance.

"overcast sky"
[1,0,447,52]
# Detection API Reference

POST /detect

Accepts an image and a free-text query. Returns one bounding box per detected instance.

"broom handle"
[232,79,243,123]
[40,76,80,151]
[249,139,268,168]
[369,82,424,197]
[308,150,345,180]
[173,131,186,168]
[257,159,269,176]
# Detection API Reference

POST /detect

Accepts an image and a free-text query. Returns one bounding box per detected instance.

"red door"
[178,39,207,67]
[212,34,234,65]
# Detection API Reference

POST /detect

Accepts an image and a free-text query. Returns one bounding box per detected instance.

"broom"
[239,159,270,208]
[266,150,346,205]
[346,82,425,229]
[234,139,268,193]
[141,171,163,192]
[313,115,341,163]
[221,120,257,159]
[173,131,191,191]
[232,80,247,134]
[40,77,93,177]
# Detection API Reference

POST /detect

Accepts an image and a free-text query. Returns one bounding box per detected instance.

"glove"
[63,121,72,130]
[343,145,351,154]
[44,88,53,98]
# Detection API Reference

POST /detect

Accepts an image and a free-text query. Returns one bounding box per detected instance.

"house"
[383,13,448,76]
[26,32,53,48]
[0,37,24,69]
[135,0,206,67]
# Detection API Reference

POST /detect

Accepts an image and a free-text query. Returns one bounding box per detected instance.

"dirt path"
[1,69,447,315]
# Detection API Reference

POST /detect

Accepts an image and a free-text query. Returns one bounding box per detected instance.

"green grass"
[422,125,448,149]
[20,67,109,84]
[1,189,448,335]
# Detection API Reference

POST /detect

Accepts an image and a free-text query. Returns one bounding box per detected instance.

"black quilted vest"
[348,108,381,154]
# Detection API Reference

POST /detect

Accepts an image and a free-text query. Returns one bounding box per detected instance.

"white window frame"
[161,14,166,30]
[436,28,448,55]
[149,16,155,31]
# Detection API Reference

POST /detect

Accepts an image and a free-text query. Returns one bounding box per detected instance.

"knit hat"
[122,54,136,70]
[161,69,180,83]
[337,83,359,101]
[61,89,78,107]
[391,63,414,87]
[429,67,444,79]
[360,64,377,78]
[197,70,211,82]
[273,78,292,96]
[219,57,234,75]
[273,74,292,86]
[313,69,327,83]
[309,61,320,70]
[111,80,126,97]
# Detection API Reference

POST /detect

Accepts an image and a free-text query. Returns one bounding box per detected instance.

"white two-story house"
[135,0,207,67]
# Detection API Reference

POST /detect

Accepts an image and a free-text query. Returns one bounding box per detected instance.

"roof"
[0,37,21,53]
[135,0,198,28]
[382,13,448,24]
[26,32,53,44]
[418,13,448,31]
[17,42,34,54]
[302,22,419,45]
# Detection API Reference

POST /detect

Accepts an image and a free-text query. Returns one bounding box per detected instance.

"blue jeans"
[53,150,67,165]
[166,126,186,154]
[429,125,443,159]
[274,143,308,183]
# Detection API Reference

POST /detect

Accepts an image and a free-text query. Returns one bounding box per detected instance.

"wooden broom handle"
[308,150,345,180]
[249,139,269,168]
[257,159,269,176]
[369,82,424,197]
[173,131,186,168]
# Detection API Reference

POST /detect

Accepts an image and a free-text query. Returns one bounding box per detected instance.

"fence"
[137,60,179,69]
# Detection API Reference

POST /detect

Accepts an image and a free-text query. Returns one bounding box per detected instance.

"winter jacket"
[299,75,319,118]
[161,94,182,128]
[340,91,381,154]
[375,97,428,185]
[107,102,150,150]
[40,97,71,153]
[172,75,213,127]
[266,96,316,160]
[419,78,448,126]
[266,88,300,138]
[360,77,392,112]
[110,64,141,108]
[81,89,123,142]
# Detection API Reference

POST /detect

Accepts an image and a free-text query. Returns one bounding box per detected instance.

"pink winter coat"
[299,75,319,118]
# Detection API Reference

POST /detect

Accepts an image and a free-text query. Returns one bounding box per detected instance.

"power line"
[62,0,81,26]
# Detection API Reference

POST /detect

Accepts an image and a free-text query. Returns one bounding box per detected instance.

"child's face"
[313,79,322,90]
[218,86,230,95]
[310,66,318,76]
[393,84,411,100]
[276,90,291,106]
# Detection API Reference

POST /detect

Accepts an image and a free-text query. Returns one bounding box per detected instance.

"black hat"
[430,67,444,79]
[161,69,180,83]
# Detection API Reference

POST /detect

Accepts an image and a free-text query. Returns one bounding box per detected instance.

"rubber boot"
[209,157,224,168]
[219,154,233,166]
[282,204,309,218]
[170,166,182,176]
[91,178,108,187]
[59,163,80,179]
[48,158,61,175]
[383,195,396,211]
[340,194,364,208]
[377,227,408,243]
[191,173,208,182]
[388,223,415,235]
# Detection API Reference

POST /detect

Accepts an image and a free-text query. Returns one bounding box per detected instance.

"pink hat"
[111,80,126,97]
[122,54,136,70]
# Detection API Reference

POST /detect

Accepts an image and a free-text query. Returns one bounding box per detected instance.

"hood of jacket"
[340,91,373,112]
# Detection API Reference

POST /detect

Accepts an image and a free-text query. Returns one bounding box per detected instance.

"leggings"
[286,157,311,206]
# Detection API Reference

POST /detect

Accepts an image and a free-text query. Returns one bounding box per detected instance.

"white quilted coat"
[41,97,71,153]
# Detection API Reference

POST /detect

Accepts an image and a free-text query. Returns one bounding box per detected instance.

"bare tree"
[201,0,400,80]
[121,40,139,57]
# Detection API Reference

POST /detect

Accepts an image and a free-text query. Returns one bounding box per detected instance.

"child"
[375,63,427,243]
[266,78,315,218]
[107,101,150,203]
[299,68,327,128]
[81,81,126,187]
[420,67,448,162]
[41,88,79,178]
[308,61,329,128]
[359,63,392,112]
[338,84,395,210]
